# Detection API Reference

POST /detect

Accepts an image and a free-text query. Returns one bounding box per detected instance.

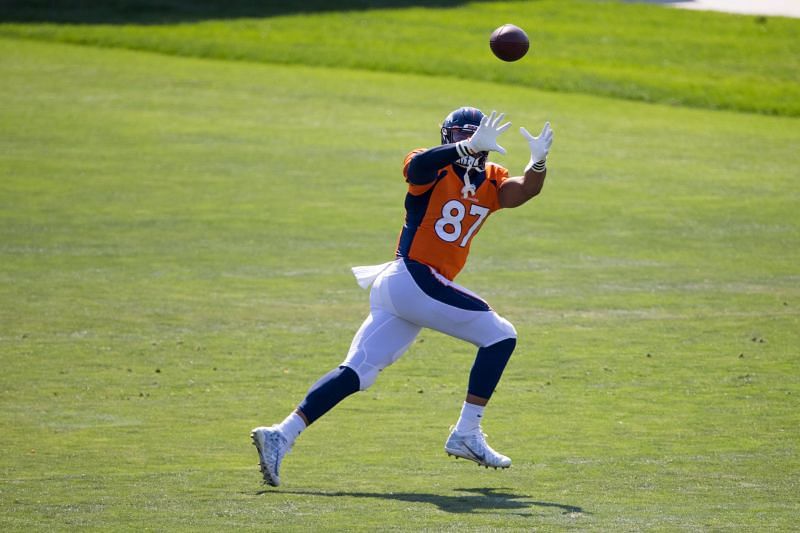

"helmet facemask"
[441,123,488,172]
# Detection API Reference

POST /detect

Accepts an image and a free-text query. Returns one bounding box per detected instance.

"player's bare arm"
[498,121,554,209]
[498,166,547,208]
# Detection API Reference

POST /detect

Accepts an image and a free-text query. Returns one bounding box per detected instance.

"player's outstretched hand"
[520,122,554,164]
[466,110,512,155]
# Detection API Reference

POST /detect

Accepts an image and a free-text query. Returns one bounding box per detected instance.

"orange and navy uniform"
[396,146,509,281]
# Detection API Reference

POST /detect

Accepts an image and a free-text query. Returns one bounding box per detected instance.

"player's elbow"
[528,181,544,198]
[406,159,426,185]
[406,155,438,185]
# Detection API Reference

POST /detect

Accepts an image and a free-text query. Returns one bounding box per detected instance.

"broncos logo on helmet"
[441,106,488,172]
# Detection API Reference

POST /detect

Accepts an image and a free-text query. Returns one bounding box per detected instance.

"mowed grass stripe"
[1,0,799,116]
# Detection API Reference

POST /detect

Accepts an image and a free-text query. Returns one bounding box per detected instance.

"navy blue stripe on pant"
[403,259,490,312]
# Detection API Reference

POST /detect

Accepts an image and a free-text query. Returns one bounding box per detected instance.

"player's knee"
[356,367,382,390]
[343,360,381,391]
[489,314,517,345]
[342,337,414,391]
[472,312,516,348]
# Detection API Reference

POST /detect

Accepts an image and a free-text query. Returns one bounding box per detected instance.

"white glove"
[520,122,554,170]
[465,110,512,155]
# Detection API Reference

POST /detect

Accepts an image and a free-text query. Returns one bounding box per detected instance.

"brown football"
[489,24,529,62]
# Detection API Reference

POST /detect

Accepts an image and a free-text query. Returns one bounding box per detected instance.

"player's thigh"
[415,297,516,348]
[376,260,516,347]
[427,302,515,348]
[341,309,421,390]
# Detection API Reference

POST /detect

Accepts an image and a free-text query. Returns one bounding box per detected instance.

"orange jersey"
[396,148,509,280]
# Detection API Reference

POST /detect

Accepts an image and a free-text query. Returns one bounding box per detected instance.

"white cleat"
[251,426,291,486]
[445,428,512,469]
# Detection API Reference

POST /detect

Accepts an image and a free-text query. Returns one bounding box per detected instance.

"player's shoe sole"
[251,426,290,486]
[445,429,512,469]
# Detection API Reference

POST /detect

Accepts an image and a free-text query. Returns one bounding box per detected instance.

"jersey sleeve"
[403,148,436,196]
[487,163,509,187]
[484,163,510,211]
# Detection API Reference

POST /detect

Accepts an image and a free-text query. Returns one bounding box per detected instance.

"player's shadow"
[259,487,586,517]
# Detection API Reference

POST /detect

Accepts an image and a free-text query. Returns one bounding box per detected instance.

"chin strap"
[453,140,482,198]
[461,161,477,198]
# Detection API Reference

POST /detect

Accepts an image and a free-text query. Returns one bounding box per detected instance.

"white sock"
[454,401,484,434]
[275,412,306,445]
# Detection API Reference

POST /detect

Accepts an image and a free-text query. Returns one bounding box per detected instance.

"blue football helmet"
[441,106,487,171]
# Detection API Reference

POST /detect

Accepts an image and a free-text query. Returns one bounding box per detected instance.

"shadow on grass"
[258,486,587,517]
[0,0,510,24]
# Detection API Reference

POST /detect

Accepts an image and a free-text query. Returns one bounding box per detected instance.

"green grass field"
[3,0,800,116]
[1,1,799,530]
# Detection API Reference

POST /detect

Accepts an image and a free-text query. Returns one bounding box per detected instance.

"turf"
[1,3,800,531]
[1,0,799,116]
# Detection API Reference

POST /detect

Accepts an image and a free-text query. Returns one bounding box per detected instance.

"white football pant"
[343,259,516,389]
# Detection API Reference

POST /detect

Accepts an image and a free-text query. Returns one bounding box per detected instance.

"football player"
[252,107,554,486]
